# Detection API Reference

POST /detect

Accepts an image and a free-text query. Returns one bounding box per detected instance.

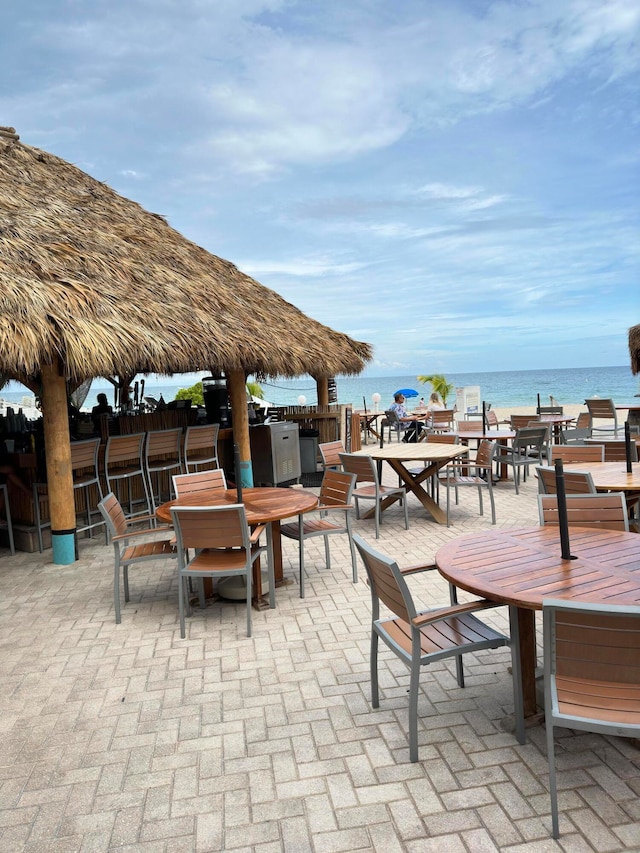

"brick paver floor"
[1,462,639,852]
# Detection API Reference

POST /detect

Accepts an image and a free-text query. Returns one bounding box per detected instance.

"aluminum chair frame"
[585,398,620,436]
[33,436,105,552]
[494,426,549,494]
[353,534,512,762]
[535,466,596,495]
[445,439,498,527]
[281,469,357,598]
[339,453,409,539]
[170,504,273,639]
[104,432,153,520]
[380,409,403,442]
[543,599,640,838]
[144,427,183,510]
[183,424,220,473]
[98,492,176,624]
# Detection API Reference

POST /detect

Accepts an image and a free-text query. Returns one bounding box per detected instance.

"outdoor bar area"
[2,131,640,851]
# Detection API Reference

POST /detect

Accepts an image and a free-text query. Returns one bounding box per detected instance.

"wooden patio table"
[350,443,468,524]
[562,461,640,492]
[356,411,383,444]
[156,486,318,604]
[436,526,640,742]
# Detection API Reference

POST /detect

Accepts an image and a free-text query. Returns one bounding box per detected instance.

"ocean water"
[1,365,638,414]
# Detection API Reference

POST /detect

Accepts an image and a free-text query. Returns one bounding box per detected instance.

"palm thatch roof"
[0,127,372,386]
[630,324,640,376]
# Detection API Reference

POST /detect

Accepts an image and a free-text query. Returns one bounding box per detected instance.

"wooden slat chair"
[537,405,563,415]
[33,436,105,551]
[549,445,604,463]
[353,533,511,762]
[588,439,638,462]
[170,504,272,638]
[144,427,183,510]
[104,432,152,520]
[428,409,456,432]
[0,483,15,555]
[486,410,500,429]
[510,414,540,430]
[339,453,408,539]
[585,398,620,436]
[172,468,227,498]
[281,469,357,598]
[535,466,596,495]
[538,493,629,532]
[575,411,591,430]
[445,440,498,527]
[183,423,220,473]
[319,440,345,471]
[559,426,591,445]
[98,492,176,624]
[380,409,403,442]
[543,599,640,838]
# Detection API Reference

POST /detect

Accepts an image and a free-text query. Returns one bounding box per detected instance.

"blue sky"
[3,0,639,378]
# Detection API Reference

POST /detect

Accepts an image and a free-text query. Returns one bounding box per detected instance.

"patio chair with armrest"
[319,440,345,471]
[585,398,620,436]
[339,453,408,539]
[170,503,273,639]
[587,439,638,462]
[172,468,227,498]
[494,426,549,494]
[538,492,629,531]
[445,440,498,527]
[428,409,456,432]
[535,466,596,495]
[280,469,357,598]
[549,445,604,463]
[380,409,403,442]
[98,492,176,624]
[353,533,512,762]
[543,599,640,838]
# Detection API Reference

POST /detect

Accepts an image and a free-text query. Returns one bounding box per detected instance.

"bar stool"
[183,424,219,473]
[144,428,183,510]
[33,437,105,552]
[104,433,152,520]
[0,483,15,555]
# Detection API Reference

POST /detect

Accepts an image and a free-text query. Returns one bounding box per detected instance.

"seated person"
[426,392,444,412]
[389,393,423,442]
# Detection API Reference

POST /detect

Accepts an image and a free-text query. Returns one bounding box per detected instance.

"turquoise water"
[2,364,638,412]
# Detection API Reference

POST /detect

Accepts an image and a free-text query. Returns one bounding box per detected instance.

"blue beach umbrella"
[394,388,419,398]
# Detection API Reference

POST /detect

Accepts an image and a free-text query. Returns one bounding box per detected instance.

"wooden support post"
[316,376,329,407]
[40,360,76,564]
[228,369,253,487]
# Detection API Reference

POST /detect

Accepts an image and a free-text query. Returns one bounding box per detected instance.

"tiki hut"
[629,325,640,376]
[0,127,372,562]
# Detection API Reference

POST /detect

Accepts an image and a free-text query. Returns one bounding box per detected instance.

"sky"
[2,0,639,378]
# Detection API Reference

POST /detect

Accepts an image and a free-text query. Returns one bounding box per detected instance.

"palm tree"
[417,373,454,406]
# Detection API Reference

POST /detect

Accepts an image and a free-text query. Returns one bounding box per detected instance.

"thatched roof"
[629,325,640,376]
[0,127,372,386]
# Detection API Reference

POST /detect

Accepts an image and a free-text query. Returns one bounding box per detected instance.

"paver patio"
[1,463,639,852]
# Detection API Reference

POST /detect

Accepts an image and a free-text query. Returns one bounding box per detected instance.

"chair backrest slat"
[339,453,377,484]
[550,445,604,463]
[105,433,145,465]
[538,493,629,531]
[511,414,540,430]
[475,439,496,469]
[319,440,345,470]
[146,428,182,458]
[171,504,248,551]
[353,534,414,623]
[536,466,596,494]
[426,433,458,444]
[71,437,101,472]
[588,440,638,462]
[99,492,129,537]
[319,469,355,507]
[173,469,227,497]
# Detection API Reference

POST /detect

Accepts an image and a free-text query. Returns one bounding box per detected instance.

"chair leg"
[266,526,276,609]
[324,534,331,570]
[179,574,187,639]
[402,492,409,531]
[547,720,559,838]
[347,520,358,583]
[245,568,252,638]
[370,630,380,707]
[409,655,421,762]
[33,485,45,553]
[114,558,122,624]
[299,527,306,599]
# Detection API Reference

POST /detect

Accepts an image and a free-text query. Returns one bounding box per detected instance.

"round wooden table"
[436,526,640,741]
[562,461,640,492]
[157,486,318,601]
